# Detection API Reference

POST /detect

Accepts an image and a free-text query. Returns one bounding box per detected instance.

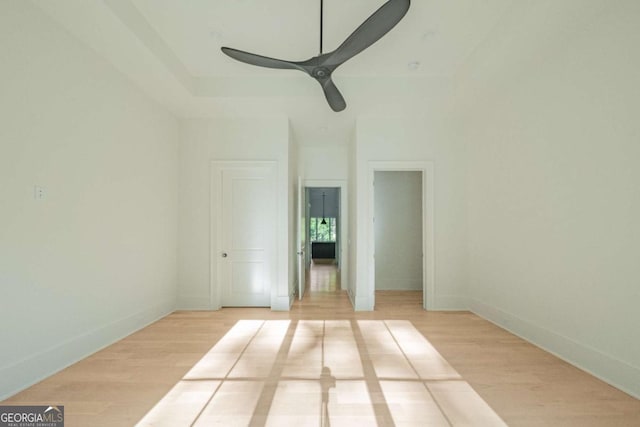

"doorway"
[299,180,348,300]
[368,162,434,310]
[374,171,423,291]
[308,187,340,266]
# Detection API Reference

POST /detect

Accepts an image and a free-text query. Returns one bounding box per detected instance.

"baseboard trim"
[176,296,212,310]
[354,292,372,311]
[271,295,291,311]
[0,298,175,401]
[434,295,469,311]
[470,299,640,399]
[289,280,298,309]
[289,289,296,309]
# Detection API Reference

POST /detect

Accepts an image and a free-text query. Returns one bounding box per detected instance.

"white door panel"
[217,164,275,307]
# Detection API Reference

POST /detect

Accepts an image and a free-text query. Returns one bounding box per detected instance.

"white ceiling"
[34,0,515,145]
[130,0,511,78]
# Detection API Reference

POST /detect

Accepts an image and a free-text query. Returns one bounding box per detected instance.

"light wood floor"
[3,263,639,426]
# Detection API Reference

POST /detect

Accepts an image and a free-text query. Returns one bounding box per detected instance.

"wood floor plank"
[3,264,639,426]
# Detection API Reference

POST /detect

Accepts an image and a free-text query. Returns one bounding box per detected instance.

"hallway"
[296,262,425,319]
[308,261,341,293]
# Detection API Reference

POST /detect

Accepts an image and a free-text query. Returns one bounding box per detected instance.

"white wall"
[374,172,423,290]
[0,1,179,400]
[308,188,340,219]
[461,1,640,398]
[178,117,292,311]
[354,116,468,310]
[298,146,348,181]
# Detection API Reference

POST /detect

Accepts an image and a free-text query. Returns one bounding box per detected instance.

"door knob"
[221,252,228,258]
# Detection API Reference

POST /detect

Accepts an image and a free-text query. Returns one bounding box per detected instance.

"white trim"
[296,176,304,301]
[303,179,349,293]
[435,295,469,311]
[271,295,292,311]
[354,292,371,312]
[471,299,640,399]
[176,296,211,310]
[210,160,278,310]
[210,162,221,310]
[367,161,435,310]
[347,287,356,307]
[0,298,174,401]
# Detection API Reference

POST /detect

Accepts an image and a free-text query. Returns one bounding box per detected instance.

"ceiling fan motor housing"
[313,67,331,79]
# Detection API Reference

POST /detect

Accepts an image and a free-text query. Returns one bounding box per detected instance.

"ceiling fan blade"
[221,47,304,71]
[318,77,347,112]
[323,0,410,67]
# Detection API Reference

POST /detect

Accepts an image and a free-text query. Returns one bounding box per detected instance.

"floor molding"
[177,295,211,310]
[0,298,175,401]
[434,295,469,311]
[470,298,640,399]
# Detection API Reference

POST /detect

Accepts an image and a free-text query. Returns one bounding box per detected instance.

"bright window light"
[136,319,506,426]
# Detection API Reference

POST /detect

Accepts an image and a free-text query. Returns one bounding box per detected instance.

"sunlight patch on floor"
[136,319,506,426]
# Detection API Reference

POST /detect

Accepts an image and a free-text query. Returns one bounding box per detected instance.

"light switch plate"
[34,185,45,200]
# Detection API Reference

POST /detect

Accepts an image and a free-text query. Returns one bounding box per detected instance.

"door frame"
[210,160,278,310]
[368,161,435,310]
[296,176,305,300]
[304,179,348,292]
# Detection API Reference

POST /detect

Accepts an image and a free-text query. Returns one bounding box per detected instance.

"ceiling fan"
[221,0,411,112]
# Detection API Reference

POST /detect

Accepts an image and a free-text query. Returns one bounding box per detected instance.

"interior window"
[309,217,336,242]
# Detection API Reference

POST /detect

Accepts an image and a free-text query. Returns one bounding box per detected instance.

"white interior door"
[219,164,275,307]
[297,177,306,300]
